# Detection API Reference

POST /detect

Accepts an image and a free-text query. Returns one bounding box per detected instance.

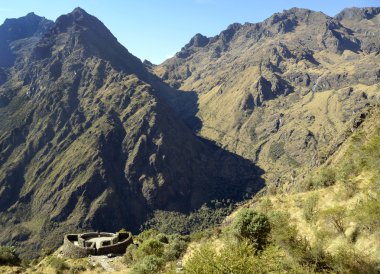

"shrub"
[190,229,213,242]
[268,211,333,272]
[131,255,164,274]
[340,179,359,199]
[302,194,319,222]
[69,265,87,274]
[185,241,259,274]
[124,244,138,264]
[321,206,347,233]
[353,192,380,232]
[0,246,20,266]
[337,159,360,182]
[332,244,380,273]
[125,233,189,270]
[156,234,169,244]
[46,256,69,272]
[138,239,164,258]
[312,168,336,189]
[257,197,273,214]
[292,239,333,272]
[163,238,188,261]
[269,142,285,161]
[136,229,159,242]
[233,209,271,251]
[268,211,298,247]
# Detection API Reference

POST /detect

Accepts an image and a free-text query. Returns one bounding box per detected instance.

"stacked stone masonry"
[61,231,132,258]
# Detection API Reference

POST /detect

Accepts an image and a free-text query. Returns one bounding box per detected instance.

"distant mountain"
[154,7,380,183]
[0,8,262,258]
[0,12,53,68]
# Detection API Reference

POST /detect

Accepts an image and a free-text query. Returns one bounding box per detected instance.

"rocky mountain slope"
[154,7,380,184]
[0,8,263,257]
[0,12,53,68]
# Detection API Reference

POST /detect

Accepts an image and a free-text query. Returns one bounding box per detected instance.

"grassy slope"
[179,103,380,273]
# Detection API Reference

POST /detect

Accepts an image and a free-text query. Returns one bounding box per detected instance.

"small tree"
[233,209,271,251]
[321,206,346,233]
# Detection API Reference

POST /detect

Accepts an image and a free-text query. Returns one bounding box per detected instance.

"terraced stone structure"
[61,232,132,258]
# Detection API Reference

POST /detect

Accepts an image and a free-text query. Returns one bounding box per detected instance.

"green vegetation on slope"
[182,106,380,274]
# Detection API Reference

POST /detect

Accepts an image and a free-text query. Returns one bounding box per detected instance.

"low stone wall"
[61,232,133,258]
[61,234,96,258]
[97,232,133,255]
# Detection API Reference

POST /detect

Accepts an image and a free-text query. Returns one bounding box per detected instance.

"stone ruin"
[60,231,133,258]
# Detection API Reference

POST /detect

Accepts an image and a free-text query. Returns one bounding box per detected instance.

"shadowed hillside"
[0,8,264,258]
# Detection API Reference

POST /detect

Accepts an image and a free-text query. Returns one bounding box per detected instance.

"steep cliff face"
[154,7,380,183]
[0,8,263,257]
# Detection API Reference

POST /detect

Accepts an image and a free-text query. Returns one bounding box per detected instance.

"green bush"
[136,229,159,242]
[268,211,298,247]
[320,206,347,233]
[353,191,380,232]
[124,244,138,264]
[312,168,336,189]
[337,158,360,182]
[69,265,87,274]
[332,244,379,274]
[303,194,319,222]
[46,256,69,272]
[156,234,169,244]
[138,239,164,258]
[125,232,189,272]
[0,246,20,266]
[163,237,188,261]
[233,209,271,251]
[131,255,164,274]
[268,211,333,272]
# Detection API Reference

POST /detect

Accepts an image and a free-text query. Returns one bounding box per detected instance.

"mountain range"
[0,6,379,258]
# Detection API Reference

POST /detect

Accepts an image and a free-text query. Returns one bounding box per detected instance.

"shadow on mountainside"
[146,73,203,133]
[145,73,266,207]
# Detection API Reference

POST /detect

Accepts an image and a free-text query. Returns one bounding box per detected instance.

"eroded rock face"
[0,8,263,258]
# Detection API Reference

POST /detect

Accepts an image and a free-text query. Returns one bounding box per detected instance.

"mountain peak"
[72,7,87,14]
[0,12,53,67]
[265,7,330,26]
[185,33,210,48]
[2,12,51,29]
[53,7,94,32]
[25,12,36,17]
[31,8,146,78]
[335,7,380,21]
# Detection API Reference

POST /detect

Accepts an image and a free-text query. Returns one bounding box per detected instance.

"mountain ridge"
[154,6,380,185]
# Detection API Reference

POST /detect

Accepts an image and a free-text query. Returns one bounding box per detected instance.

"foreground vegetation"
[183,109,380,274]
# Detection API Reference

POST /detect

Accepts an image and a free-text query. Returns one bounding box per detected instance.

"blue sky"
[0,0,379,64]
